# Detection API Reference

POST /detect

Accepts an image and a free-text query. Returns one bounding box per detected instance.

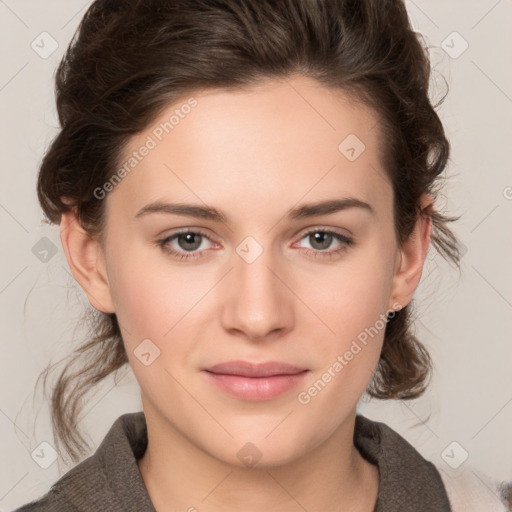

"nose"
[220,243,295,342]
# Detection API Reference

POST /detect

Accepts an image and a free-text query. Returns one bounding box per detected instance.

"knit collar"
[354,415,451,511]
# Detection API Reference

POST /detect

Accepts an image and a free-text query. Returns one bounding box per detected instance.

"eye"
[157,228,354,261]
[157,229,216,261]
[295,229,354,259]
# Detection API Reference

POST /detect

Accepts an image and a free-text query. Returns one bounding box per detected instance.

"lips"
[205,360,307,377]
[203,360,309,400]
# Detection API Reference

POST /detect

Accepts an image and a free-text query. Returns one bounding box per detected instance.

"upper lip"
[204,361,307,377]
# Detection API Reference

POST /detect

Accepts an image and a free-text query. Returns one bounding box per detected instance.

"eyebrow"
[135,197,375,223]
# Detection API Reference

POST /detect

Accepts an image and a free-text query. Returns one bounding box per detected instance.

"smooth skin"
[60,75,432,511]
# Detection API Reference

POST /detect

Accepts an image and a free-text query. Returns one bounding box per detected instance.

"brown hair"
[36,0,462,462]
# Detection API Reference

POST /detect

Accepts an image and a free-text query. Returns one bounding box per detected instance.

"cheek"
[299,251,395,344]
[105,245,201,347]
[105,257,202,395]
[293,269,388,433]
[293,247,394,397]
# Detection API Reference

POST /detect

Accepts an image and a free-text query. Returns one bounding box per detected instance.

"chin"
[216,444,305,470]
[207,428,313,470]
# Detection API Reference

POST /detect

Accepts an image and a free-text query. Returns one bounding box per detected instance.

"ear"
[60,209,115,314]
[389,194,433,310]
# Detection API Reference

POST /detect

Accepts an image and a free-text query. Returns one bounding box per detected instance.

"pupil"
[311,232,331,250]
[179,233,201,251]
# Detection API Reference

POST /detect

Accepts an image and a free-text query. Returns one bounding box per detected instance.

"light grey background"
[1,0,511,510]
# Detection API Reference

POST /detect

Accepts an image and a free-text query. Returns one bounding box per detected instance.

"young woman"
[14,0,493,510]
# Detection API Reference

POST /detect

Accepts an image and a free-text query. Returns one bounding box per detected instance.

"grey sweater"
[14,412,452,511]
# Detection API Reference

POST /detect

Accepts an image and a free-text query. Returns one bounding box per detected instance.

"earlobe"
[60,209,115,314]
[389,195,433,310]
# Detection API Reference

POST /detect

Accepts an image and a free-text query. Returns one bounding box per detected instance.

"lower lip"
[204,371,309,401]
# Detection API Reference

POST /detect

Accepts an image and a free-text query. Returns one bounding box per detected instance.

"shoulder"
[354,414,510,512]
[12,488,78,511]
[11,453,99,512]
[12,412,152,512]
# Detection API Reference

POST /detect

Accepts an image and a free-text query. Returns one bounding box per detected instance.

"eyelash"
[157,228,354,262]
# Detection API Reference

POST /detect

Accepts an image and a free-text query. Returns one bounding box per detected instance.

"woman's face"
[95,76,411,466]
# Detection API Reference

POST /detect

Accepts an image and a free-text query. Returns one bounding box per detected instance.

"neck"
[137,402,379,512]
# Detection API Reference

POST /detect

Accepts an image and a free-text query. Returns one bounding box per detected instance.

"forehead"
[107,76,391,221]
